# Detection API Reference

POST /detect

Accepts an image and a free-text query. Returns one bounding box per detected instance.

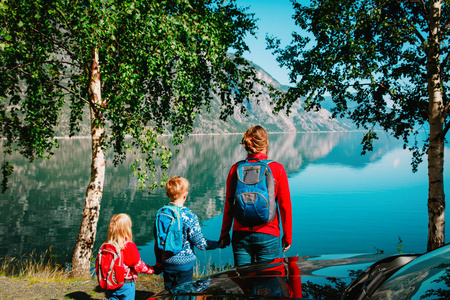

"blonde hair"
[166,176,189,201]
[241,125,269,155]
[106,213,133,249]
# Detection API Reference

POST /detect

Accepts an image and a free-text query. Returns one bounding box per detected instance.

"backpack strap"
[165,205,182,224]
[261,159,274,164]
[118,242,131,279]
[242,158,274,164]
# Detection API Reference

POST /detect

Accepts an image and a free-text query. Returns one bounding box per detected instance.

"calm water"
[1,132,449,271]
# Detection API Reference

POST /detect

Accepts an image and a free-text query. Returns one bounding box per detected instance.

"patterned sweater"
[155,206,220,271]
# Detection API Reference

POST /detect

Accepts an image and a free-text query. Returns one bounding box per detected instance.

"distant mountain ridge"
[55,62,354,136]
[191,63,354,134]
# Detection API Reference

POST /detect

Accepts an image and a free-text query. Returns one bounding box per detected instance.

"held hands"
[147,266,155,275]
[153,262,163,275]
[219,233,230,248]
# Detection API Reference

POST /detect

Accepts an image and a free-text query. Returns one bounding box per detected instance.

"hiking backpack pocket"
[232,159,276,228]
[155,205,183,255]
[95,243,125,290]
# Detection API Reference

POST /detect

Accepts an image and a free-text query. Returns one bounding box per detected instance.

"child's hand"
[153,262,163,275]
[219,240,226,249]
[147,266,155,274]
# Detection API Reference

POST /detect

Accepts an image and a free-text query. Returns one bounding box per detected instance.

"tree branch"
[398,1,427,44]
[442,120,450,138]
[443,86,450,114]
[29,27,77,59]
[441,20,450,33]
[18,68,89,105]
[53,6,73,31]
[5,62,33,72]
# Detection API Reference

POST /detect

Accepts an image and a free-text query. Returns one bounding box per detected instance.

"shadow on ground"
[66,289,156,300]
[65,292,101,300]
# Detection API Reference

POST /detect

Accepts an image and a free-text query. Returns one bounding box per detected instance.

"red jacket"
[122,241,154,280]
[220,152,293,246]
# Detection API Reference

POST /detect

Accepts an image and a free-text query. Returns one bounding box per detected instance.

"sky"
[235,0,306,86]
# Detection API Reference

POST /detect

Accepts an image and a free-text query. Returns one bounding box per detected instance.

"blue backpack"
[232,158,276,228]
[155,205,183,255]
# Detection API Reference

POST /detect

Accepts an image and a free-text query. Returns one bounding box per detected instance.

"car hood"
[148,253,392,300]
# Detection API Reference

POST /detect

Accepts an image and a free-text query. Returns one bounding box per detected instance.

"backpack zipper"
[234,192,268,207]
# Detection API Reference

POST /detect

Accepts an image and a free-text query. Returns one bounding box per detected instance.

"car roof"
[149,253,393,300]
[370,244,450,299]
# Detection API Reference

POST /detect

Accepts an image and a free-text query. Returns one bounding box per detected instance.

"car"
[148,244,450,299]
[342,243,450,299]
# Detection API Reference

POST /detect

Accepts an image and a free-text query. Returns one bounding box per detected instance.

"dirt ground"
[0,275,164,300]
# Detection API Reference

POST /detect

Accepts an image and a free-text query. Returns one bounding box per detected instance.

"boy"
[154,176,222,289]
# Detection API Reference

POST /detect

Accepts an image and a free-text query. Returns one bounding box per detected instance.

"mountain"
[55,62,354,137]
[191,63,355,134]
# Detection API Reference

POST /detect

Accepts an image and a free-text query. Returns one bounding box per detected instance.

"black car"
[148,244,450,299]
[342,243,450,299]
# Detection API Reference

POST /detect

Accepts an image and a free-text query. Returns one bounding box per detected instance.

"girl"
[104,213,154,300]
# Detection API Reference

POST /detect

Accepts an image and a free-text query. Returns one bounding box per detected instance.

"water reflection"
[0,132,404,264]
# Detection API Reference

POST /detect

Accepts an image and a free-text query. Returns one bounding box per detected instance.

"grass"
[0,249,164,299]
[193,255,234,278]
[0,249,71,282]
[0,249,233,299]
[0,249,233,280]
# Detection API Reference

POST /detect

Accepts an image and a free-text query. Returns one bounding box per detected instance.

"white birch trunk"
[71,48,105,277]
[426,0,445,252]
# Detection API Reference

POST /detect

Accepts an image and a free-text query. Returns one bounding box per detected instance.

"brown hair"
[166,176,189,201]
[106,213,133,249]
[241,125,269,155]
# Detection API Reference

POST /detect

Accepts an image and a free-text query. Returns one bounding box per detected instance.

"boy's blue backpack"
[232,158,276,228]
[155,205,183,255]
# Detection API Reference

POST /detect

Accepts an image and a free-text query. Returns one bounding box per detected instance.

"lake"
[1,132,449,272]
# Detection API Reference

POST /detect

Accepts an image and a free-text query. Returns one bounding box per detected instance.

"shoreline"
[44,129,369,140]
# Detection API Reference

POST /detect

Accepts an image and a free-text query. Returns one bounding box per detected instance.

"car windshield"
[371,245,450,299]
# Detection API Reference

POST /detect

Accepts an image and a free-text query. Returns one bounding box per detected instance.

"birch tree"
[0,0,259,277]
[268,0,449,251]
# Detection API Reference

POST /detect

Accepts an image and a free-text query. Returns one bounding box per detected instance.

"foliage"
[397,236,404,254]
[267,0,449,170]
[303,277,348,300]
[374,247,385,254]
[421,265,450,299]
[0,0,261,191]
[267,0,449,251]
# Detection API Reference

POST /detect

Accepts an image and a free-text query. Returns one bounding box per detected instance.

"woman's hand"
[219,234,230,248]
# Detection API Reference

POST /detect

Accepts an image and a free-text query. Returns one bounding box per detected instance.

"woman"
[220,125,292,266]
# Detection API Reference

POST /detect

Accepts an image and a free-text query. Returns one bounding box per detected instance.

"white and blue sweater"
[158,206,220,271]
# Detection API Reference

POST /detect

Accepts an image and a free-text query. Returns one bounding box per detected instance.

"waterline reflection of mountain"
[0,132,407,265]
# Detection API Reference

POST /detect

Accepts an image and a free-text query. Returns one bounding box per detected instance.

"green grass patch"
[0,248,70,282]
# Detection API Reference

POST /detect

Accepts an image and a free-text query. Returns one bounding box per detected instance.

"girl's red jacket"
[220,152,293,247]
[122,241,154,280]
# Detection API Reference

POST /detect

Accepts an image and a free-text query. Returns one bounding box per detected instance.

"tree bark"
[70,48,105,278]
[426,0,445,252]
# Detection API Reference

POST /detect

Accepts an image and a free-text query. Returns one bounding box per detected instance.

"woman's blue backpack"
[232,158,276,228]
[155,205,183,255]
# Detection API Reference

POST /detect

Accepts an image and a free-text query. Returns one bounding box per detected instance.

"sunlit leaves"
[1,0,259,193]
[267,0,449,169]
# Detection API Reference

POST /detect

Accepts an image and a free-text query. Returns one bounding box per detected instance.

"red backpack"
[95,243,126,290]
